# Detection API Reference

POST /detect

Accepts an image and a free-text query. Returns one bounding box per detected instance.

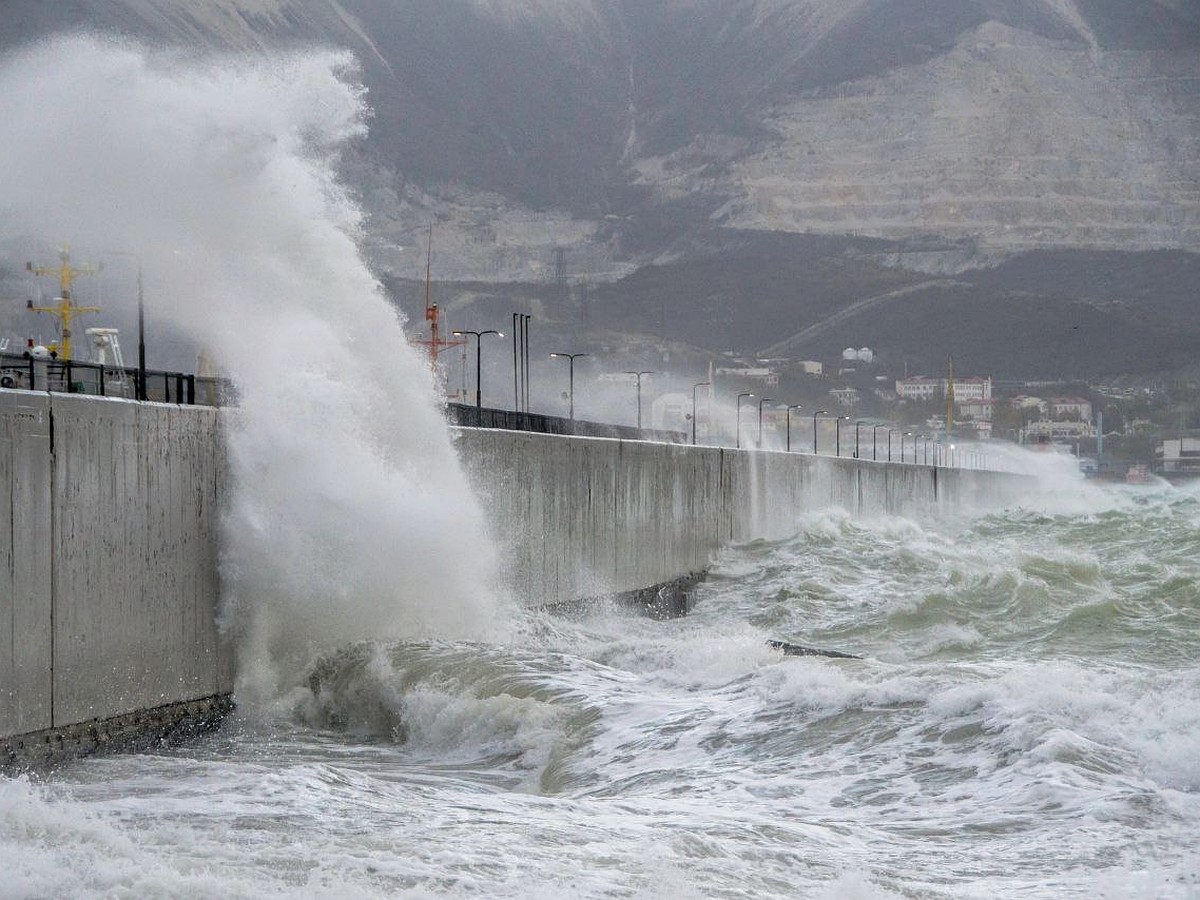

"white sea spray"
[0,35,506,711]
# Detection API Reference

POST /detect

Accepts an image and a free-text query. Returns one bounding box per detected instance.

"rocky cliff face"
[3,1,1197,373]
[707,22,1199,252]
[4,0,1194,274]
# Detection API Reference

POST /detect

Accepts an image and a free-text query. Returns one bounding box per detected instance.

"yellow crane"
[25,246,103,361]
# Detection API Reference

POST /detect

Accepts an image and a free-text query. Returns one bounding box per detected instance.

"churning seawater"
[2,34,1197,900]
[4,479,1198,899]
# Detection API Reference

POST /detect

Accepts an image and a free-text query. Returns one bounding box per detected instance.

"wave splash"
[0,34,505,710]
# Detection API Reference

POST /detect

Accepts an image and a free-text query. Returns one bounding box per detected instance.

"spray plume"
[0,34,503,708]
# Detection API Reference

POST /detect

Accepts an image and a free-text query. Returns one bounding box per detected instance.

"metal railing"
[0,352,233,407]
[447,403,688,443]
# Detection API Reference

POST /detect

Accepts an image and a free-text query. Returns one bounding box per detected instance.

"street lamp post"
[522,315,531,411]
[136,267,146,401]
[872,424,886,461]
[511,313,530,412]
[736,392,755,449]
[835,415,850,457]
[549,352,588,422]
[452,329,503,410]
[812,410,828,454]
[625,370,655,429]
[511,314,519,411]
[854,420,866,458]
[757,397,774,448]
[786,404,803,452]
[692,381,711,445]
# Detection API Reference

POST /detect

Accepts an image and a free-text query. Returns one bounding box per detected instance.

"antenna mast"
[414,226,463,366]
[25,246,103,361]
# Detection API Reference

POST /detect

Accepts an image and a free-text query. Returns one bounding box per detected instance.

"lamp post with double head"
[872,424,886,461]
[625,370,655,429]
[835,415,851,457]
[692,381,711,445]
[549,352,588,423]
[736,392,755,449]
[786,404,803,452]
[452,329,503,410]
[757,397,775,448]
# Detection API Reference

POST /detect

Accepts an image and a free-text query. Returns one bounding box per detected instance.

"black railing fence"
[0,352,233,407]
[0,352,685,441]
[446,403,688,443]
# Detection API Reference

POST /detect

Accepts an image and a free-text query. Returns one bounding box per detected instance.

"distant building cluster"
[714,366,778,387]
[702,337,1152,456]
[895,376,993,402]
[1158,438,1200,476]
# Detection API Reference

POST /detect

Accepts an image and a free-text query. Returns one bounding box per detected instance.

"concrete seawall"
[455,428,1024,607]
[2,396,1024,763]
[1,392,233,765]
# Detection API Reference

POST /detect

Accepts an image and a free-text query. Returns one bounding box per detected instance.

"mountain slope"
[2,0,1197,378]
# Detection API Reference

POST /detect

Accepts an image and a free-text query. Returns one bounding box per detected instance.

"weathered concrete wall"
[455,429,1025,606]
[3,397,1022,751]
[0,391,232,744]
[0,394,52,738]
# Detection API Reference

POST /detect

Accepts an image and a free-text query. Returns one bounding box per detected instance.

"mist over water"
[0,35,504,705]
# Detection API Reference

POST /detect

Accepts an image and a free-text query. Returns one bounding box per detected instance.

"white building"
[715,366,779,387]
[1157,438,1200,476]
[1025,419,1097,440]
[952,377,993,402]
[1049,397,1093,421]
[896,376,942,401]
[897,375,993,403]
[829,387,861,408]
[958,398,994,421]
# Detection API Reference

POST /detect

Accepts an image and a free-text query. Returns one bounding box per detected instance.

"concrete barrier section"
[0,393,53,738]
[1,391,233,757]
[3,394,1022,761]
[454,429,1024,607]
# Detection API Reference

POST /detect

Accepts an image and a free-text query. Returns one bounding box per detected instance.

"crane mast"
[25,246,102,361]
[413,226,463,366]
